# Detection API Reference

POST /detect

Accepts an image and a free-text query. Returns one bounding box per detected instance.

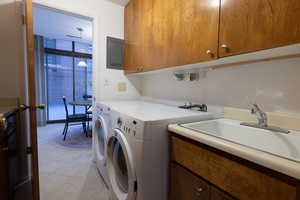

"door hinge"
[26,147,32,154]
[22,15,26,25]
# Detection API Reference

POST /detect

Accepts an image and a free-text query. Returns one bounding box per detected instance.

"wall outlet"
[118,82,127,92]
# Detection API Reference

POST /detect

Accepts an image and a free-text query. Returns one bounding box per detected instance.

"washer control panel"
[118,116,144,139]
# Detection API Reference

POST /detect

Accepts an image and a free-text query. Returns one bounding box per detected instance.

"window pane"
[47,54,74,120]
[74,58,87,114]
[44,38,56,49]
[75,42,92,54]
[44,38,73,51]
[56,39,73,51]
[87,59,93,96]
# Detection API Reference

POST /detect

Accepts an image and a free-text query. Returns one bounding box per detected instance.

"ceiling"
[33,5,93,44]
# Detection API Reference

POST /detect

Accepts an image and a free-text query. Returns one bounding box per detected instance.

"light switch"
[118,82,127,92]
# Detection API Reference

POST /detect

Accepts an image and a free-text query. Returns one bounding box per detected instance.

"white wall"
[141,57,300,114]
[33,0,142,102]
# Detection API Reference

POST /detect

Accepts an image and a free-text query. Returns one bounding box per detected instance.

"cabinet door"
[124,0,143,73]
[148,0,220,71]
[170,163,210,200]
[219,0,300,57]
[211,187,235,200]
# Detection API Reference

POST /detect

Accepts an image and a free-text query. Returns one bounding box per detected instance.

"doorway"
[32,4,109,200]
[33,4,94,123]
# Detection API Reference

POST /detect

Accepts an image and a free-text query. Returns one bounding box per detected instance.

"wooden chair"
[62,96,88,141]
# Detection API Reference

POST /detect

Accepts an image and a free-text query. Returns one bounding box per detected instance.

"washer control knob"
[117,117,123,127]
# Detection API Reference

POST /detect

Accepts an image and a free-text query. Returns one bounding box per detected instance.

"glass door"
[46,54,74,121]
[44,39,93,122]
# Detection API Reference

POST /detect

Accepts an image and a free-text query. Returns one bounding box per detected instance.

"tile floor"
[38,124,109,200]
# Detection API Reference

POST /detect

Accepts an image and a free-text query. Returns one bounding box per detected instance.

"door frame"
[24,0,40,199]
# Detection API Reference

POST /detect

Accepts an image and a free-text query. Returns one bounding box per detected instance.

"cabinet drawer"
[171,136,298,200]
[170,163,210,200]
[211,187,235,200]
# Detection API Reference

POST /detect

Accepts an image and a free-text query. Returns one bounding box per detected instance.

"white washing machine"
[93,103,113,187]
[102,101,213,200]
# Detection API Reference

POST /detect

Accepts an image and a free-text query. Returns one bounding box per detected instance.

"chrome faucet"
[178,102,208,112]
[241,104,290,134]
[251,104,268,127]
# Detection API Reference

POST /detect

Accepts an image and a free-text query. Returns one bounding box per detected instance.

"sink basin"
[181,119,300,163]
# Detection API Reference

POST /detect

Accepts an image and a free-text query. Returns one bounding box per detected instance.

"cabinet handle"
[137,66,143,72]
[194,187,204,196]
[221,44,230,52]
[206,50,214,57]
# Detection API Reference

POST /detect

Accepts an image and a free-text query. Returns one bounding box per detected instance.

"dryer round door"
[107,129,137,200]
[94,115,109,163]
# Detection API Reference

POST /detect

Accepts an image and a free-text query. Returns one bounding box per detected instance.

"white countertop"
[169,122,300,180]
[99,100,213,122]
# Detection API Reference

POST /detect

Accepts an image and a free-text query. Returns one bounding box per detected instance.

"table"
[69,101,92,108]
[70,101,93,132]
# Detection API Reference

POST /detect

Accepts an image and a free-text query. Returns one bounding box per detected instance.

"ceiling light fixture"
[74,27,88,67]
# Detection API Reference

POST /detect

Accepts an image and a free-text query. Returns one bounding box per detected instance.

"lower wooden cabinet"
[171,163,233,200]
[210,187,235,200]
[170,135,300,200]
[170,163,233,200]
[171,163,210,200]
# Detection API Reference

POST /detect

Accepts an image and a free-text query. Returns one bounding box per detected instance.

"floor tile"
[38,124,109,200]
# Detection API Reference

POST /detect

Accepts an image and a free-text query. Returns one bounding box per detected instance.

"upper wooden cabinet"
[124,0,142,73]
[148,0,220,70]
[124,0,220,73]
[125,0,300,73]
[219,0,300,57]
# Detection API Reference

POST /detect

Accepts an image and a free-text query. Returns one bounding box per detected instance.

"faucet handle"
[251,103,260,114]
[201,104,208,112]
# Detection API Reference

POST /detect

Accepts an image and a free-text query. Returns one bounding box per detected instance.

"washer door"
[94,115,109,163]
[107,129,137,200]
